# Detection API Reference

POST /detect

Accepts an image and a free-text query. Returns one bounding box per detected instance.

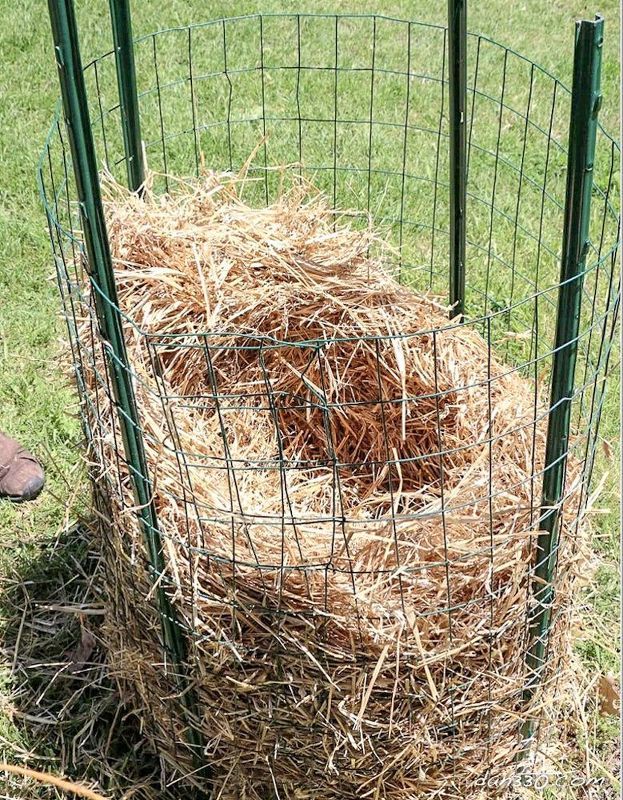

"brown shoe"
[0,432,45,502]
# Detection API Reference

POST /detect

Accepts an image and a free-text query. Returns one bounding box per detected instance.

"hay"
[77,166,583,798]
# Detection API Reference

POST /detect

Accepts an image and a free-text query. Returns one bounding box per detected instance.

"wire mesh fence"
[39,8,619,798]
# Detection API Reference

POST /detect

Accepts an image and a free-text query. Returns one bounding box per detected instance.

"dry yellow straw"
[0,763,109,800]
[70,165,585,799]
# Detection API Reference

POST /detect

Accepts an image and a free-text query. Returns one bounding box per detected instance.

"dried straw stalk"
[73,166,585,798]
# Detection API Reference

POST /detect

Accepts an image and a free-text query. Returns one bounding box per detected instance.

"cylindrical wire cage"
[39,8,619,798]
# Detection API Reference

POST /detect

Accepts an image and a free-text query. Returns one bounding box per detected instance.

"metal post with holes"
[46,0,202,757]
[448,0,467,318]
[523,13,604,731]
[109,0,145,193]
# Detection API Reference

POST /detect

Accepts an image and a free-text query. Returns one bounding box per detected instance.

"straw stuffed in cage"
[78,166,582,798]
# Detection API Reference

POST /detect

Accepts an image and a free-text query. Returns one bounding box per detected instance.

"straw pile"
[77,167,583,799]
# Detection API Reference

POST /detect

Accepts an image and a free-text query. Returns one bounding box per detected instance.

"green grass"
[0,0,620,798]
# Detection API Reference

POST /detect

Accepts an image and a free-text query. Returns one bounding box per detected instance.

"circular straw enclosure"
[39,12,620,798]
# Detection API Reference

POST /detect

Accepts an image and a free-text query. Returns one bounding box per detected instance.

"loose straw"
[68,165,586,799]
[0,763,109,800]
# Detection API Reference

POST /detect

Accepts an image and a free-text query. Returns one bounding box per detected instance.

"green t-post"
[523,13,604,742]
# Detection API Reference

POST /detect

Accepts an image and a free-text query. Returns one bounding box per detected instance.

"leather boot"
[0,431,45,502]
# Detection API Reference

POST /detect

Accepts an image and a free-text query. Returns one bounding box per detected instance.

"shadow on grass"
[0,522,168,800]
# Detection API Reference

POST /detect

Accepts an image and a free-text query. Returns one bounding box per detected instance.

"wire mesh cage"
[39,3,619,797]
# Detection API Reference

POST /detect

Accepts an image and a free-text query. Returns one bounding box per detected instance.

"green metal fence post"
[448,0,467,318]
[523,13,604,723]
[109,0,145,193]
[47,0,202,756]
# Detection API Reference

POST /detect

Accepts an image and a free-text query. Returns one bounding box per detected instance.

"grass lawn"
[0,0,619,797]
